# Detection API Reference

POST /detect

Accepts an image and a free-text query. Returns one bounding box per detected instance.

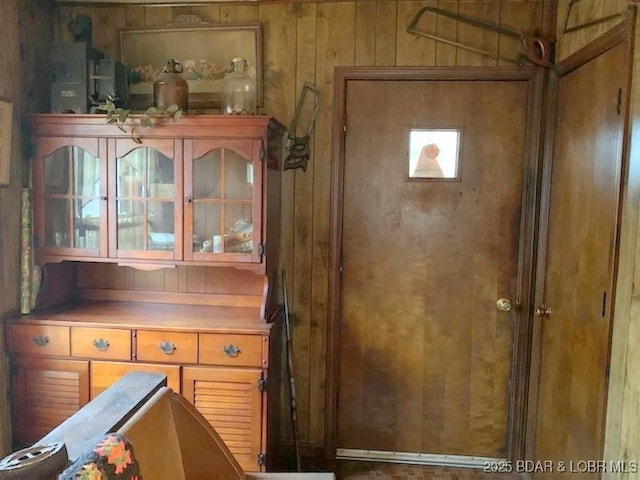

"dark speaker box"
[50,42,102,113]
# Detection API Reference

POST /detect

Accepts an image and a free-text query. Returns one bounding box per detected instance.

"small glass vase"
[222,58,256,115]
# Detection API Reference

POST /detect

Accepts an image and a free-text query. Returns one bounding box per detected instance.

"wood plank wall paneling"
[0,0,19,457]
[45,0,637,464]
[2,0,54,458]
[0,0,633,468]
[604,7,640,478]
[555,0,629,61]
[53,0,556,454]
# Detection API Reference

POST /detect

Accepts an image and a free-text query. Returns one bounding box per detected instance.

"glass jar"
[222,58,256,115]
[154,59,188,112]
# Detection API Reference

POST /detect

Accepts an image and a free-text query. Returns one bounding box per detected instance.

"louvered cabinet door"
[11,357,89,448]
[182,366,264,472]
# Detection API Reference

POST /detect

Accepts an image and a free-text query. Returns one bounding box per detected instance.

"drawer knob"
[92,338,110,351]
[32,335,49,347]
[159,341,176,355]
[223,344,241,357]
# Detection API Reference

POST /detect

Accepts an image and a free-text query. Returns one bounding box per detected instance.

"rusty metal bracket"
[407,6,554,67]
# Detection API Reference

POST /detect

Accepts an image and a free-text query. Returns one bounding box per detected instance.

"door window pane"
[408,129,461,179]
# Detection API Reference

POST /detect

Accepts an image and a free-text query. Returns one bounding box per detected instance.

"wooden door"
[532,37,629,477]
[331,70,541,461]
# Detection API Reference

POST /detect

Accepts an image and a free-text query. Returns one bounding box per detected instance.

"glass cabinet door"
[188,143,259,262]
[114,145,178,258]
[42,145,104,254]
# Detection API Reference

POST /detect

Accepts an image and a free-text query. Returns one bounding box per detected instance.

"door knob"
[496,298,513,312]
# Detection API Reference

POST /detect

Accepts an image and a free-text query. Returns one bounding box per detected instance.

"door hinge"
[258,243,265,256]
[616,87,622,115]
[257,452,266,466]
[258,376,267,392]
[259,146,266,161]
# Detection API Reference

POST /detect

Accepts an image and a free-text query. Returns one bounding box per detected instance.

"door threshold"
[336,448,504,469]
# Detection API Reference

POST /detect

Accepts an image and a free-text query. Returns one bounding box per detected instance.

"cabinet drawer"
[11,324,70,357]
[90,361,180,399]
[199,333,265,367]
[71,327,132,360]
[136,330,197,364]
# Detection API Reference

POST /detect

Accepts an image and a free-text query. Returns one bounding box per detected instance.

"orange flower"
[94,435,133,474]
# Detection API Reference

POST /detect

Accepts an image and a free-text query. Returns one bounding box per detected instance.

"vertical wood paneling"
[186,266,207,293]
[95,7,127,60]
[3,0,53,454]
[605,11,640,477]
[143,7,172,26]
[9,0,637,469]
[48,0,556,455]
[497,0,542,67]
[277,3,311,354]
[132,269,166,291]
[260,3,297,123]
[313,1,356,447]
[1,0,18,458]
[355,2,377,66]
[396,1,437,66]
[555,0,628,61]
[375,2,398,66]
[435,0,458,65]
[124,6,146,28]
[163,266,179,292]
[220,5,259,24]
[294,0,322,442]
[456,1,500,66]
[192,5,222,24]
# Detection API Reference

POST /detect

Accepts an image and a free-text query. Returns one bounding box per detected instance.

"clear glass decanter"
[222,58,256,115]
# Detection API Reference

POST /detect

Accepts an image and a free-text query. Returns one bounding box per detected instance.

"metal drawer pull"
[159,341,176,355]
[223,344,241,357]
[93,338,110,351]
[32,335,49,347]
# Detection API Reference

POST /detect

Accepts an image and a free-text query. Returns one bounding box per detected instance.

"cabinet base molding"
[335,449,504,469]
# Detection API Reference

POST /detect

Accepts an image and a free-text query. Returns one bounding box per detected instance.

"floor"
[335,461,528,480]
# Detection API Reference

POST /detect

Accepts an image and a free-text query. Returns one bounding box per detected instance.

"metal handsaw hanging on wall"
[284,82,321,172]
[406,6,554,67]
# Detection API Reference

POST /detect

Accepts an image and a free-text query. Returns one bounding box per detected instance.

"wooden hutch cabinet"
[8,114,285,472]
[30,114,281,270]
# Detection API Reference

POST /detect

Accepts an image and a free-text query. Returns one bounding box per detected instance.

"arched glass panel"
[116,147,175,251]
[43,146,100,248]
[192,147,253,254]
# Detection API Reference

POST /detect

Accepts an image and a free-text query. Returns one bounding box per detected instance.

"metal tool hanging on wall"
[284,82,321,172]
[407,6,554,67]
[562,0,629,34]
